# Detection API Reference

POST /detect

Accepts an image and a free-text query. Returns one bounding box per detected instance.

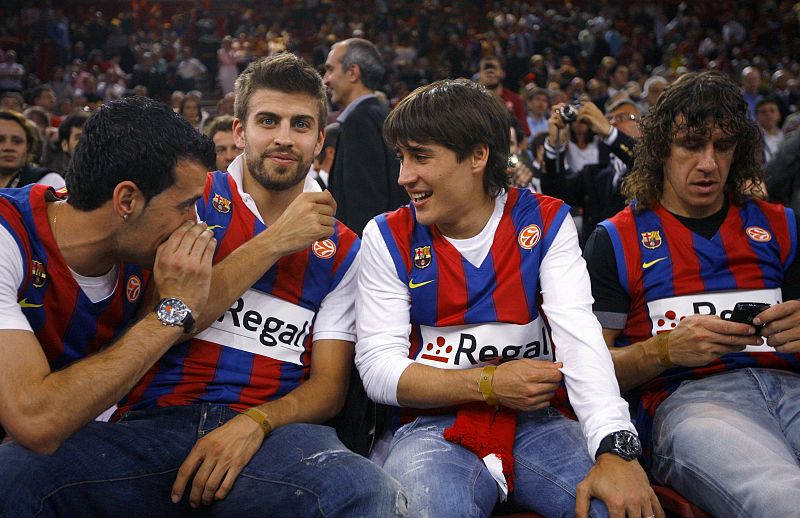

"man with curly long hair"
[584,70,800,516]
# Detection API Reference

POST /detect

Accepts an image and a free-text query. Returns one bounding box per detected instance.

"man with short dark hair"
[478,56,530,138]
[756,97,784,164]
[323,38,407,235]
[525,86,550,138]
[204,115,240,171]
[357,79,660,518]
[584,71,800,517]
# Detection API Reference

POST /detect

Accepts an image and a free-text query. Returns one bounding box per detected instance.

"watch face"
[158,298,189,326]
[613,431,642,458]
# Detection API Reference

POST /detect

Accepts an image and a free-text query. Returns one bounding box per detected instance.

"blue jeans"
[0,403,407,517]
[651,368,800,518]
[382,408,609,518]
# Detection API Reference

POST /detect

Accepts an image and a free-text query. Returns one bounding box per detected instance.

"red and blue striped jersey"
[376,188,570,370]
[601,198,800,448]
[119,171,360,414]
[0,185,147,370]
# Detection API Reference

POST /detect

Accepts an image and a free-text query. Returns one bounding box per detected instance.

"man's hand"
[576,455,664,518]
[576,101,613,138]
[509,160,534,187]
[664,314,758,367]
[265,191,337,256]
[171,413,265,507]
[153,221,216,314]
[755,300,800,352]
[546,106,570,148]
[492,360,563,411]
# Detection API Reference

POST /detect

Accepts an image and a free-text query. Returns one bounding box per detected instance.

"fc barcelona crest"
[31,260,47,288]
[211,193,231,213]
[640,230,662,250]
[414,246,432,269]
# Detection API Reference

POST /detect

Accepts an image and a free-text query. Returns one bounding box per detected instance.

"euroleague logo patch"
[745,226,771,243]
[312,239,337,259]
[126,275,142,303]
[518,224,541,249]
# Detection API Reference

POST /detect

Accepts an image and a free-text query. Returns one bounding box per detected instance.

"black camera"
[725,302,771,334]
[559,102,581,123]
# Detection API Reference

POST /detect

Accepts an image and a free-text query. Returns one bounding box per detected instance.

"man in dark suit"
[541,97,640,246]
[323,38,407,235]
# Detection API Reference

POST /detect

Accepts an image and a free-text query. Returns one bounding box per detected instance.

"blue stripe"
[130,341,193,410]
[408,223,438,325]
[510,192,547,320]
[376,213,410,283]
[692,232,735,292]
[207,346,252,403]
[463,254,498,324]
[636,211,675,300]
[600,220,630,296]
[785,207,797,270]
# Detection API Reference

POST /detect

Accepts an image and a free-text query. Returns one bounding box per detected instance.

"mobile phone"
[727,302,771,334]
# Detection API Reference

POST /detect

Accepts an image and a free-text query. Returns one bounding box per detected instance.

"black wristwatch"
[155,297,195,333]
[595,430,642,461]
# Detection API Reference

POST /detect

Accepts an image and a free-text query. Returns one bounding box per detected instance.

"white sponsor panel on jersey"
[196,290,314,365]
[417,317,553,368]
[647,288,781,353]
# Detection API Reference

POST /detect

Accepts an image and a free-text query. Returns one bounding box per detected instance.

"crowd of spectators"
[1,1,799,179]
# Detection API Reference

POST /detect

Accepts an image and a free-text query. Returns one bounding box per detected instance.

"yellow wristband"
[657,332,674,368]
[242,408,273,436]
[478,365,498,407]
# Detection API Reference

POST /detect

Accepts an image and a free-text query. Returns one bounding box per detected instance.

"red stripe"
[657,207,704,296]
[492,195,527,322]
[215,176,257,262]
[273,249,309,305]
[534,192,562,236]
[718,207,765,289]
[235,354,286,410]
[384,208,415,273]
[30,189,81,363]
[156,339,220,407]
[118,364,161,414]
[613,208,651,343]
[432,231,468,326]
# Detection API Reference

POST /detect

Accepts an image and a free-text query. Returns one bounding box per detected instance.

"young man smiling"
[356,79,660,518]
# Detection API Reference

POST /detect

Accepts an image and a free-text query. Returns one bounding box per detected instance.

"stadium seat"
[652,485,712,518]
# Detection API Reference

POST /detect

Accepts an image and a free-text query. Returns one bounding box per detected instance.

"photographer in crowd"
[541,96,640,246]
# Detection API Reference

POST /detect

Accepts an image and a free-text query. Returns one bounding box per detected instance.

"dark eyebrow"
[400,144,434,154]
[253,111,279,120]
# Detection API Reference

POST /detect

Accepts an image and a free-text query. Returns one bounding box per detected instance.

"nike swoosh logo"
[207,225,224,230]
[408,279,435,289]
[19,298,43,308]
[642,257,667,269]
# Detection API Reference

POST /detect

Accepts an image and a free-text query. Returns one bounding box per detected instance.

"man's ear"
[348,63,361,84]
[60,140,69,154]
[232,117,246,148]
[471,143,490,172]
[112,181,142,220]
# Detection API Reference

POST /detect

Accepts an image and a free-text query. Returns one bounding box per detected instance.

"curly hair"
[622,71,763,211]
